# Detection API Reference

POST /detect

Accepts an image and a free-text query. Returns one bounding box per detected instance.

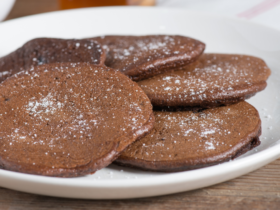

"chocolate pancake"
[115,102,261,172]
[138,54,271,107]
[0,38,105,82]
[0,63,154,177]
[89,35,205,81]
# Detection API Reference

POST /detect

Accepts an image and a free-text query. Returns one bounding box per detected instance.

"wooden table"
[2,1,280,209]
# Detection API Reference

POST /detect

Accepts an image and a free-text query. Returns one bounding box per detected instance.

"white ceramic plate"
[0,0,15,21]
[0,7,280,199]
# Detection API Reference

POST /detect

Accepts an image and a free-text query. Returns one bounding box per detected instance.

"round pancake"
[0,63,154,177]
[0,38,105,82]
[115,102,261,172]
[138,54,271,107]
[89,35,205,81]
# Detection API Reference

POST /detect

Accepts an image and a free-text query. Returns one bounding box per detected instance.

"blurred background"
[2,0,280,30]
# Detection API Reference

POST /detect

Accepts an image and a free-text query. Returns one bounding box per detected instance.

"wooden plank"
[0,159,279,209]
[5,0,59,20]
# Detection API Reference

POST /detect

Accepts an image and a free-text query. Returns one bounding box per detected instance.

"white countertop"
[157,0,280,30]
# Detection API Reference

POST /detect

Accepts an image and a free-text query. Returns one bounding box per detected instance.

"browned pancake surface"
[0,38,105,82]
[89,35,205,81]
[0,63,154,177]
[138,54,271,107]
[116,102,261,171]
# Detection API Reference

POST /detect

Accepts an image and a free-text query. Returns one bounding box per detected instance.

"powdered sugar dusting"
[0,63,152,172]
[26,93,64,116]
[0,38,105,84]
[122,102,259,164]
[205,141,215,150]
[95,35,204,74]
[0,70,11,78]
[138,54,270,105]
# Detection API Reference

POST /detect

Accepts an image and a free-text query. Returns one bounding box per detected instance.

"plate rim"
[0,6,279,199]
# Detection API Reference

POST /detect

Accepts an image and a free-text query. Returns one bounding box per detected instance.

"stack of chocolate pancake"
[0,35,270,176]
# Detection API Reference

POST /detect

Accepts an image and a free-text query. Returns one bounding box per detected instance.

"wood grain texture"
[5,0,59,20]
[2,0,280,209]
[0,160,280,209]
